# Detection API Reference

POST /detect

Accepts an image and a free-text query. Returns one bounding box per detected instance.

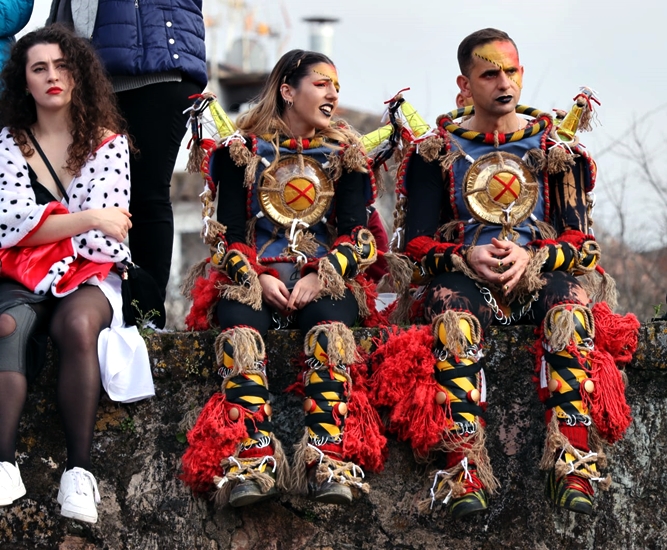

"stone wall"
[2,323,667,550]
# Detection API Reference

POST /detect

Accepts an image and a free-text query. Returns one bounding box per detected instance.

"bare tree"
[594,114,667,320]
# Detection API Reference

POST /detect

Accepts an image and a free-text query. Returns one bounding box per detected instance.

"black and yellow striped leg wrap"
[542,305,600,514]
[543,351,589,422]
[211,327,286,507]
[224,373,273,450]
[303,328,350,448]
[543,305,594,424]
[432,312,485,434]
[428,312,496,517]
[297,323,367,502]
[217,328,273,451]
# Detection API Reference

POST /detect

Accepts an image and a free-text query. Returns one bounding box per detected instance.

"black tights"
[0,286,111,470]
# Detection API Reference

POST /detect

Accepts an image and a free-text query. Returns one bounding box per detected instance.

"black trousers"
[423,271,588,330]
[216,290,360,338]
[116,79,203,301]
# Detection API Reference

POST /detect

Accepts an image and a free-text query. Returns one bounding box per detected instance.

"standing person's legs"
[49,285,112,523]
[116,80,203,301]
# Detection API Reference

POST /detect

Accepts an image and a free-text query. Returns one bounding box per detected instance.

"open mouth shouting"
[319,104,334,117]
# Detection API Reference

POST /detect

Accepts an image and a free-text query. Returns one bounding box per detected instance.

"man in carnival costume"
[371,28,639,518]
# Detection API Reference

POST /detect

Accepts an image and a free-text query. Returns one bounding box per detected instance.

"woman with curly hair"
[0,24,153,522]
[179,49,386,508]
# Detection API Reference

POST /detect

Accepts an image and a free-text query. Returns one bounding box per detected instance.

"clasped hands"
[259,272,322,313]
[467,238,530,295]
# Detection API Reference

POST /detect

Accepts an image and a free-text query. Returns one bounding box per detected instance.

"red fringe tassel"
[370,325,451,458]
[591,302,640,365]
[587,302,640,443]
[343,357,388,472]
[184,267,228,331]
[180,393,250,493]
[533,302,640,445]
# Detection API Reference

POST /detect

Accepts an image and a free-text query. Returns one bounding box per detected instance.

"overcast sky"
[24,0,667,247]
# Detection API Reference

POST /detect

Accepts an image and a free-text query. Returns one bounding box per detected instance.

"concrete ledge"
[2,323,666,550]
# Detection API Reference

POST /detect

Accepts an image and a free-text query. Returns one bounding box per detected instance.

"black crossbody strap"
[27,131,70,203]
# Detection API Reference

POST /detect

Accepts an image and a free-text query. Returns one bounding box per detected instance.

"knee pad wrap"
[0,304,39,376]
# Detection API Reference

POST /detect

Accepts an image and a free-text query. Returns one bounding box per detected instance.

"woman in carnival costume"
[371,28,639,518]
[180,49,389,507]
[0,25,153,523]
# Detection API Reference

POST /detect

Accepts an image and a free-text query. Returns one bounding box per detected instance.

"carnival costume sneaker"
[546,454,595,515]
[57,467,101,523]
[0,461,26,506]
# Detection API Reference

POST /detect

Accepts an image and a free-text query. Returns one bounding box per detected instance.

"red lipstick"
[47,87,62,95]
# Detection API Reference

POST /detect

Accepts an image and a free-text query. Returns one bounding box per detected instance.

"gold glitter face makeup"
[312,64,340,92]
[282,62,340,137]
[473,41,523,88]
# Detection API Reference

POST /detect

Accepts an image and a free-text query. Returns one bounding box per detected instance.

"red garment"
[365,208,389,283]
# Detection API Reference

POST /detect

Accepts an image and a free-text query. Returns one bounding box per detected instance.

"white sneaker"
[57,467,101,523]
[0,461,26,506]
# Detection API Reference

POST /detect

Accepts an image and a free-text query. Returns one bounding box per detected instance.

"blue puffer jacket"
[0,0,35,72]
[92,0,207,88]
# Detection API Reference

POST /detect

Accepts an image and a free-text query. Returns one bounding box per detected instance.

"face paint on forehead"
[312,64,340,91]
[473,41,522,88]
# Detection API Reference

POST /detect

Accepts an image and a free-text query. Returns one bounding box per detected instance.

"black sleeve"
[548,157,590,235]
[335,169,369,237]
[404,153,446,243]
[213,146,248,245]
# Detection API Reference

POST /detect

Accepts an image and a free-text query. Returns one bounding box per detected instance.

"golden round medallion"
[258,154,334,228]
[463,151,538,226]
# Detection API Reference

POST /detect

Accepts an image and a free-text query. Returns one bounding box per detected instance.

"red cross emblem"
[285,179,315,209]
[490,172,520,203]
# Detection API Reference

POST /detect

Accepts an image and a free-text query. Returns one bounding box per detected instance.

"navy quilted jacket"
[92,0,207,87]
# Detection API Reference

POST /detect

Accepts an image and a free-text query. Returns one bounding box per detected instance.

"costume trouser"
[116,80,203,301]
[181,290,374,503]
[420,270,598,506]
